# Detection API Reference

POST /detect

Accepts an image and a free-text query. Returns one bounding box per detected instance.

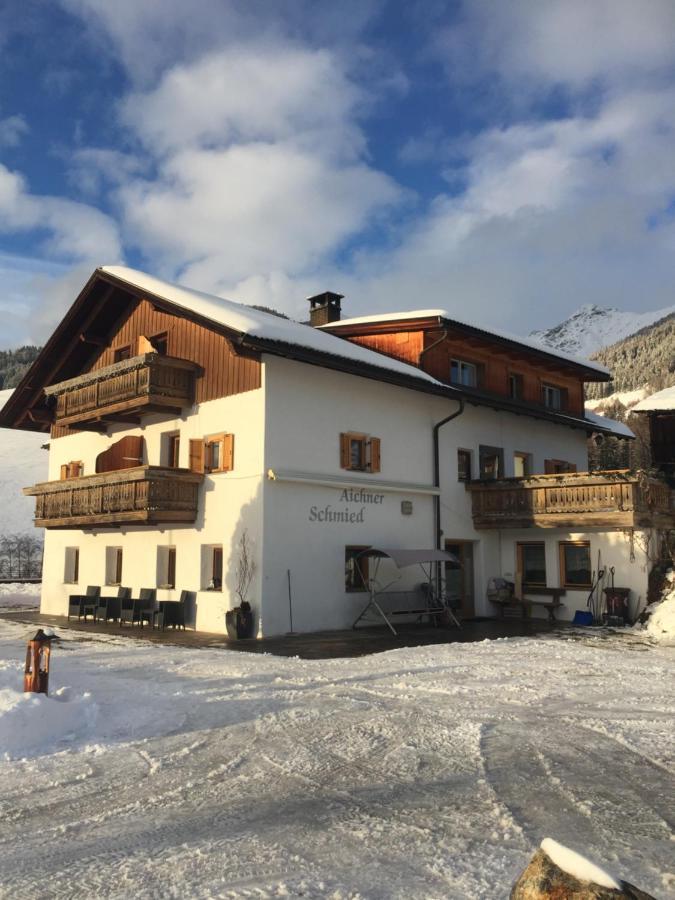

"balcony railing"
[24,466,203,529]
[468,470,674,530]
[44,353,199,429]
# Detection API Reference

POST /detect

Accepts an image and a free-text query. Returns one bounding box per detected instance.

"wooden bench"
[489,587,565,623]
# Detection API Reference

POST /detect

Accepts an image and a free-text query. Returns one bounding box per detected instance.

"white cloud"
[0,115,28,148]
[0,162,122,263]
[437,0,675,93]
[121,44,364,158]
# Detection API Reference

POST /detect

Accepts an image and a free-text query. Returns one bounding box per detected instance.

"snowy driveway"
[1,622,673,899]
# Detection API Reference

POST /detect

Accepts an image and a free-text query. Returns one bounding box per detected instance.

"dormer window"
[450,359,477,388]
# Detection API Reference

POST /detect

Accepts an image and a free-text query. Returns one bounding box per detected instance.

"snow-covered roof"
[632,385,675,412]
[101,267,445,389]
[584,408,635,438]
[321,309,610,377]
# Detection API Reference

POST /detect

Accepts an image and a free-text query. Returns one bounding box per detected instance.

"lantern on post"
[24,629,54,695]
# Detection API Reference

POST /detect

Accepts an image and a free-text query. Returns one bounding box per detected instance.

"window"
[60,461,83,480]
[105,547,123,586]
[457,449,472,482]
[157,546,177,589]
[202,545,223,590]
[559,542,592,589]
[517,542,546,587]
[64,547,79,584]
[149,332,168,355]
[542,384,562,410]
[189,434,235,473]
[544,459,577,475]
[345,546,370,592]
[513,452,531,478]
[450,359,477,388]
[339,433,381,473]
[164,432,180,468]
[479,445,504,480]
[113,345,131,363]
[509,373,523,400]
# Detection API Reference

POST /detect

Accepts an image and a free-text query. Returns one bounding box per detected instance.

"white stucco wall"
[39,348,631,637]
[41,382,266,633]
[495,527,654,622]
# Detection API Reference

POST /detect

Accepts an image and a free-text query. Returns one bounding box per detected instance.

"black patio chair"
[96,586,130,623]
[119,591,138,627]
[155,590,189,630]
[137,588,157,628]
[68,585,100,621]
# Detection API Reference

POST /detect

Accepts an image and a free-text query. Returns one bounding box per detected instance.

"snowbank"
[639,592,675,645]
[0,389,48,535]
[0,582,41,609]
[0,676,98,759]
[633,570,675,645]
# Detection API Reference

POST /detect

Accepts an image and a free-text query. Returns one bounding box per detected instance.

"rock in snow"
[511,839,656,899]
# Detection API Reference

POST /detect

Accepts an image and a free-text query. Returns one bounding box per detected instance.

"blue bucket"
[572,610,594,626]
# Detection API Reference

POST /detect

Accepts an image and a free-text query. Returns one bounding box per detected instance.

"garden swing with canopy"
[351,547,462,635]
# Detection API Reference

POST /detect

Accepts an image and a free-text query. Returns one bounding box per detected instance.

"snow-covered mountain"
[530,303,675,359]
[0,390,48,536]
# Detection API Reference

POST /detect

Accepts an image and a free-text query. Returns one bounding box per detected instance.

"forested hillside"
[0,346,40,389]
[586,313,675,401]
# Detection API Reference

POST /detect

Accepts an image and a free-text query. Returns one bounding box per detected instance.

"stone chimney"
[307,291,343,327]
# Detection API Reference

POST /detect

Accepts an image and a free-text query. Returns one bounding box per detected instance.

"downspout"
[433,398,465,598]
[433,398,465,550]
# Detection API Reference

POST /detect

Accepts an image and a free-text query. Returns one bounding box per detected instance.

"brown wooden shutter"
[60,464,68,480]
[68,461,83,479]
[189,439,205,473]
[223,434,234,471]
[167,548,176,588]
[368,437,381,473]
[340,433,350,469]
[544,459,555,474]
[137,335,154,354]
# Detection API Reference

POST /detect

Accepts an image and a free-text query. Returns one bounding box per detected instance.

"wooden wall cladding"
[421,328,585,415]
[345,326,585,416]
[50,297,261,438]
[91,298,261,401]
[347,331,424,366]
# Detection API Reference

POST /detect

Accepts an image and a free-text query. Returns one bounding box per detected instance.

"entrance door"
[444,541,475,618]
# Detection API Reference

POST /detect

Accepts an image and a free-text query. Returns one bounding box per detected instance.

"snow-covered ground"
[0,389,47,536]
[0,620,673,899]
[0,582,40,610]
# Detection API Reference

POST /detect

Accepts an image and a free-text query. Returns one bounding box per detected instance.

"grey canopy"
[356,548,459,568]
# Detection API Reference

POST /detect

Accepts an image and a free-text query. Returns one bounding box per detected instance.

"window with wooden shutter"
[340,432,378,472]
[203,433,235,473]
[189,439,205,474]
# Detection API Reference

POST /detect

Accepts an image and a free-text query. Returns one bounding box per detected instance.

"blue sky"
[1,0,674,347]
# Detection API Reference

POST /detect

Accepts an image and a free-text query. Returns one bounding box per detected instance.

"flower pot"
[226,607,255,639]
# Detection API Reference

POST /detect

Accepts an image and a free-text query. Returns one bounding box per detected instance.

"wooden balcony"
[468,470,675,530]
[44,354,199,429]
[24,466,203,529]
